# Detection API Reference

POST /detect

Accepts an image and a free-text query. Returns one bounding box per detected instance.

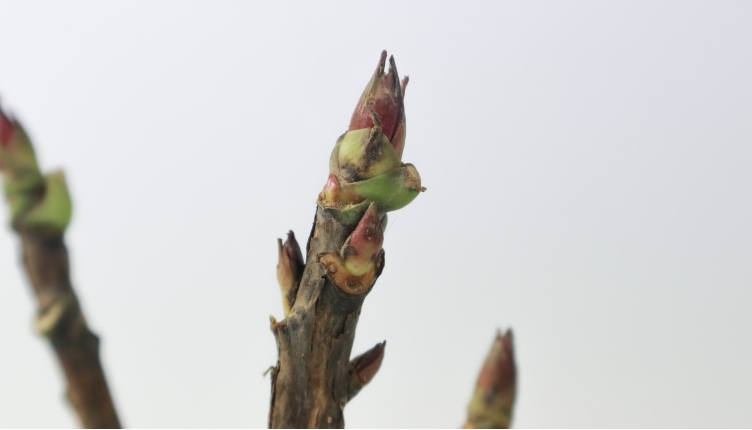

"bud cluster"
[319,51,424,215]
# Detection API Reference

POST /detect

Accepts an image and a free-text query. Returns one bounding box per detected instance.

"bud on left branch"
[0,105,72,236]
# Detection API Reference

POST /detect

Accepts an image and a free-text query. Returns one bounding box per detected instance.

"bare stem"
[19,231,121,428]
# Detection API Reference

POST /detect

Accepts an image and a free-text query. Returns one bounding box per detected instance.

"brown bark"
[269,207,384,429]
[20,231,121,429]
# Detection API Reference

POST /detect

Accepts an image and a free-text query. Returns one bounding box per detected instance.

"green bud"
[24,171,73,236]
[333,128,401,183]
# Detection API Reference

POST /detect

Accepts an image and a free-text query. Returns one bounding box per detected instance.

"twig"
[269,51,422,428]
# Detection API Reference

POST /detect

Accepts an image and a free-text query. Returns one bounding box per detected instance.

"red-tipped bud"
[0,106,15,150]
[318,52,422,215]
[323,174,340,204]
[465,330,517,429]
[349,51,407,158]
[477,331,515,393]
[277,230,305,314]
[0,107,39,177]
[341,203,384,276]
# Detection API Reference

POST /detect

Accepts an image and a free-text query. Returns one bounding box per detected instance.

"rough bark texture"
[20,231,121,429]
[269,207,383,429]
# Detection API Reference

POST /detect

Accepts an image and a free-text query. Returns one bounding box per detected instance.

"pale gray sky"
[1,1,751,428]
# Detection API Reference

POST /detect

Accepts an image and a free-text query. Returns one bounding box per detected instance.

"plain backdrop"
[1,1,751,428]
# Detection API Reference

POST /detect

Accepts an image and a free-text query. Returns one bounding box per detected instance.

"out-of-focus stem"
[22,232,121,429]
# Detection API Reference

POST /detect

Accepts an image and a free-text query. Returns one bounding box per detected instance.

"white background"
[1,1,751,428]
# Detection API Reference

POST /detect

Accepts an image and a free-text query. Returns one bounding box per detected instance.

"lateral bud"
[276,230,304,315]
[464,330,517,429]
[319,202,386,296]
[347,341,386,402]
[341,202,384,276]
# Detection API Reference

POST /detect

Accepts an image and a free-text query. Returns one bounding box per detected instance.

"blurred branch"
[0,106,121,429]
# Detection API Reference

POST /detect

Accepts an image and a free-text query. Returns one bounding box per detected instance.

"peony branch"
[268,51,423,428]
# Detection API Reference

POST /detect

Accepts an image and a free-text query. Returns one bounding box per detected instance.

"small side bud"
[464,330,517,429]
[341,203,384,276]
[347,341,386,402]
[322,174,340,204]
[276,231,304,315]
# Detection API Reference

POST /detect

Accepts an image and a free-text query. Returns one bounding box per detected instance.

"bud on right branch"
[465,330,517,429]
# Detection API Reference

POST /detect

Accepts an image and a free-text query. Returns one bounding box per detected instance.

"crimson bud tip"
[349,51,406,155]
